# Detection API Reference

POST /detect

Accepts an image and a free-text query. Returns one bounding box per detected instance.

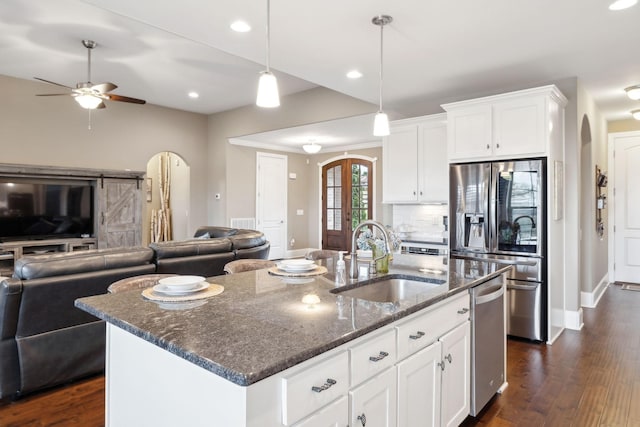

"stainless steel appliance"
[450,159,546,341]
[470,274,506,416]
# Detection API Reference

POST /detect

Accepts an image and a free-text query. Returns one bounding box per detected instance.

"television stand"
[0,238,97,275]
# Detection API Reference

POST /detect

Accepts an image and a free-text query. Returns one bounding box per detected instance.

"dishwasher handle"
[474,283,505,305]
[507,282,540,291]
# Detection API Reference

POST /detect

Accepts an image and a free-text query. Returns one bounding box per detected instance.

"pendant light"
[372,15,392,137]
[625,85,640,100]
[256,0,280,108]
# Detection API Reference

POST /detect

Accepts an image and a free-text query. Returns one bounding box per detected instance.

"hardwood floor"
[0,283,638,426]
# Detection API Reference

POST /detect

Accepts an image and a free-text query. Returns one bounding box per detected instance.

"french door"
[322,158,372,252]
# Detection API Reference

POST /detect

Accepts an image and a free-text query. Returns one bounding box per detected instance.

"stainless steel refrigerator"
[450,158,546,342]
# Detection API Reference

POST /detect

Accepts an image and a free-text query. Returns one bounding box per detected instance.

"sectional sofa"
[0,227,269,400]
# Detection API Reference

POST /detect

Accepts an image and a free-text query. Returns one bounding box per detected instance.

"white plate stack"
[276,259,317,273]
[153,275,208,295]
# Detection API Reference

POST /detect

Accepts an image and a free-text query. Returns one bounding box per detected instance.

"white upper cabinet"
[383,113,448,204]
[442,85,567,162]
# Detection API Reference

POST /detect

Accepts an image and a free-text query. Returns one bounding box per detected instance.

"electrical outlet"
[289,238,295,247]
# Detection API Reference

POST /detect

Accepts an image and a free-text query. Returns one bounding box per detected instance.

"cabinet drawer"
[396,292,470,360]
[350,329,396,387]
[282,351,349,426]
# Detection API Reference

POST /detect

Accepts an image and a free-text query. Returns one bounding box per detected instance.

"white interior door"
[256,152,287,260]
[613,133,640,283]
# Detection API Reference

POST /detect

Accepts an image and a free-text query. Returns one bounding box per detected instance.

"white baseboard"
[564,307,584,331]
[581,273,609,308]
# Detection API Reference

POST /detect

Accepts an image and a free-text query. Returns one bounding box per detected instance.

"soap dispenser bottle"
[335,251,346,286]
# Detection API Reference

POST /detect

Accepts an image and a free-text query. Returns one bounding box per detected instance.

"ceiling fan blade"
[91,82,117,93]
[107,94,146,105]
[36,93,71,96]
[34,77,73,90]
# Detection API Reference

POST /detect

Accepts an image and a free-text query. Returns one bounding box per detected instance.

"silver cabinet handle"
[311,378,336,393]
[486,144,490,149]
[496,143,500,149]
[445,353,452,364]
[457,307,469,314]
[357,413,367,426]
[438,361,445,371]
[369,351,389,362]
[409,331,425,340]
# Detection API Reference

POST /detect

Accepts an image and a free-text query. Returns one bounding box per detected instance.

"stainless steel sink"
[332,277,445,303]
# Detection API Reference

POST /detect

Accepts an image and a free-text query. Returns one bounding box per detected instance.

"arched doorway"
[321,155,375,252]
[143,152,191,244]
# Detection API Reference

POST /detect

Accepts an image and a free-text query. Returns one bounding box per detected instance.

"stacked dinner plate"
[152,275,209,296]
[276,259,317,273]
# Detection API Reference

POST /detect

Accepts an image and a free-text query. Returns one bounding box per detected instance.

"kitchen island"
[76,255,510,427]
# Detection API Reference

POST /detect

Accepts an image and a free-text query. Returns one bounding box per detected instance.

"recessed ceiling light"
[632,109,640,120]
[188,91,199,99]
[609,0,637,10]
[230,20,251,32]
[625,85,640,100]
[347,70,363,79]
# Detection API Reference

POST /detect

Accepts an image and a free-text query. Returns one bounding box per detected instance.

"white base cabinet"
[105,292,471,427]
[382,114,448,204]
[439,322,471,427]
[397,341,442,426]
[350,367,397,427]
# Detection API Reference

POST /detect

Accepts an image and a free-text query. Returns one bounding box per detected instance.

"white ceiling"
[2,0,640,150]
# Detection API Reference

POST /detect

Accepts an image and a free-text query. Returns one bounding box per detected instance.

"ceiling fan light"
[625,85,640,100]
[75,94,102,109]
[373,112,390,136]
[303,143,322,154]
[632,109,640,120]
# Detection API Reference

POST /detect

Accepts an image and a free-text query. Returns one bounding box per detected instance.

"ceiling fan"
[35,39,146,109]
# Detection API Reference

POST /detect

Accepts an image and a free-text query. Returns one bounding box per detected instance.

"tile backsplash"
[391,205,448,238]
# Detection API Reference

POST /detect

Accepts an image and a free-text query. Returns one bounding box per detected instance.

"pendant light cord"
[378,21,384,112]
[265,0,271,72]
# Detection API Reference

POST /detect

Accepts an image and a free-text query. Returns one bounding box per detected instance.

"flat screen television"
[0,177,94,242]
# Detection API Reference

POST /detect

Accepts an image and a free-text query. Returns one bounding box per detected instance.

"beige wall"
[608,118,640,133]
[207,87,377,249]
[0,74,210,238]
[577,82,608,299]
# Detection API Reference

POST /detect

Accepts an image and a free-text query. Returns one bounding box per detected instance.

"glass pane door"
[495,160,542,255]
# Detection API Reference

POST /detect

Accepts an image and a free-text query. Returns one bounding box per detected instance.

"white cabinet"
[383,114,448,203]
[397,341,442,427]
[439,322,471,427]
[350,367,397,427]
[395,292,470,427]
[442,85,567,162]
[293,396,348,427]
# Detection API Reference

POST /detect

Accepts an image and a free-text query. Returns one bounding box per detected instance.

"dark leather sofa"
[150,227,270,277]
[0,227,269,401]
[0,247,155,400]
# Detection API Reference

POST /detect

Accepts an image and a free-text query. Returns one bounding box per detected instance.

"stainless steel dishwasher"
[470,274,506,416]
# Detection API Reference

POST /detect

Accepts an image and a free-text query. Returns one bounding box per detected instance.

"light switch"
[289,173,297,179]
[296,209,304,215]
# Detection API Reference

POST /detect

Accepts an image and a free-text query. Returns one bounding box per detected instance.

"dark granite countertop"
[76,254,510,386]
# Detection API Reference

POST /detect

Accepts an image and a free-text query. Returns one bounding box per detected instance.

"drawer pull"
[369,351,389,362]
[457,308,469,314]
[409,331,426,340]
[311,378,337,393]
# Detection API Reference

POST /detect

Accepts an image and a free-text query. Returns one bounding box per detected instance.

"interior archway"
[143,152,191,244]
